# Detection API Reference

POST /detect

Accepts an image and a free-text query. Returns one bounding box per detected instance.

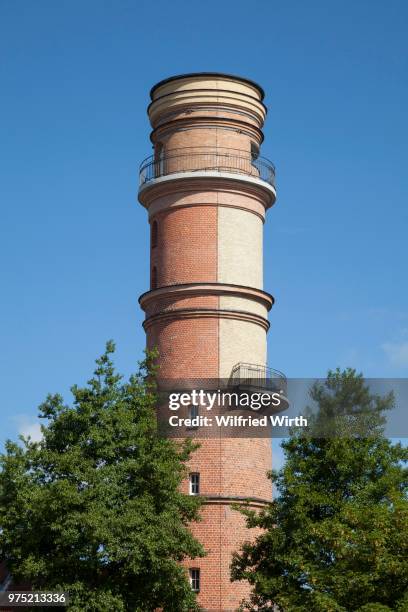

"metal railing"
[139,147,275,188]
[230,362,287,395]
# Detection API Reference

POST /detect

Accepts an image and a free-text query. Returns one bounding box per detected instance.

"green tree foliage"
[0,342,204,611]
[231,369,408,611]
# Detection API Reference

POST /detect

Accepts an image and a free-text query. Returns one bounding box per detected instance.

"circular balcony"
[229,362,289,412]
[230,362,287,395]
[139,147,276,189]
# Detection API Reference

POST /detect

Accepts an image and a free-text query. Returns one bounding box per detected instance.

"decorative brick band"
[139,282,274,312]
[151,115,264,146]
[203,495,272,509]
[143,307,270,332]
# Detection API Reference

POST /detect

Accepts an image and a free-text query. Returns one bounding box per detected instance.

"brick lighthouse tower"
[138,73,284,610]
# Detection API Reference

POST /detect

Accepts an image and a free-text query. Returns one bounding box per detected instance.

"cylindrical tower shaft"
[138,73,278,610]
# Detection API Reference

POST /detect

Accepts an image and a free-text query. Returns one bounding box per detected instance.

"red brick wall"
[150,206,217,288]
[147,317,219,379]
[143,200,272,611]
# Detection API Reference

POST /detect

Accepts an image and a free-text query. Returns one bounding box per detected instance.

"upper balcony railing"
[139,147,276,189]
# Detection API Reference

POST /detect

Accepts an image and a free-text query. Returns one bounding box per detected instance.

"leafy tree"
[0,342,204,611]
[231,369,408,611]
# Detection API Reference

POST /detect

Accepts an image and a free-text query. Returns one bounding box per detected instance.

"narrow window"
[151,266,158,290]
[189,568,200,593]
[154,142,164,178]
[187,405,199,429]
[154,142,164,162]
[189,404,198,419]
[251,141,260,161]
[189,473,200,495]
[151,220,158,248]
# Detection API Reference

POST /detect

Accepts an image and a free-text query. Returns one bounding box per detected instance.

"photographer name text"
[168,415,308,428]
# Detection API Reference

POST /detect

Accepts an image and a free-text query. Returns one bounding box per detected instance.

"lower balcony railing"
[139,147,275,188]
[229,362,287,396]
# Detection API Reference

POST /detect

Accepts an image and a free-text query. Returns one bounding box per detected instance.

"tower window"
[251,141,260,161]
[187,405,199,429]
[155,142,164,178]
[189,568,200,592]
[151,220,158,248]
[189,473,200,495]
[155,142,164,161]
[189,404,199,419]
[151,266,158,290]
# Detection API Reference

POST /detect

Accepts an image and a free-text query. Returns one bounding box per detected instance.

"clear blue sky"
[1,0,407,452]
